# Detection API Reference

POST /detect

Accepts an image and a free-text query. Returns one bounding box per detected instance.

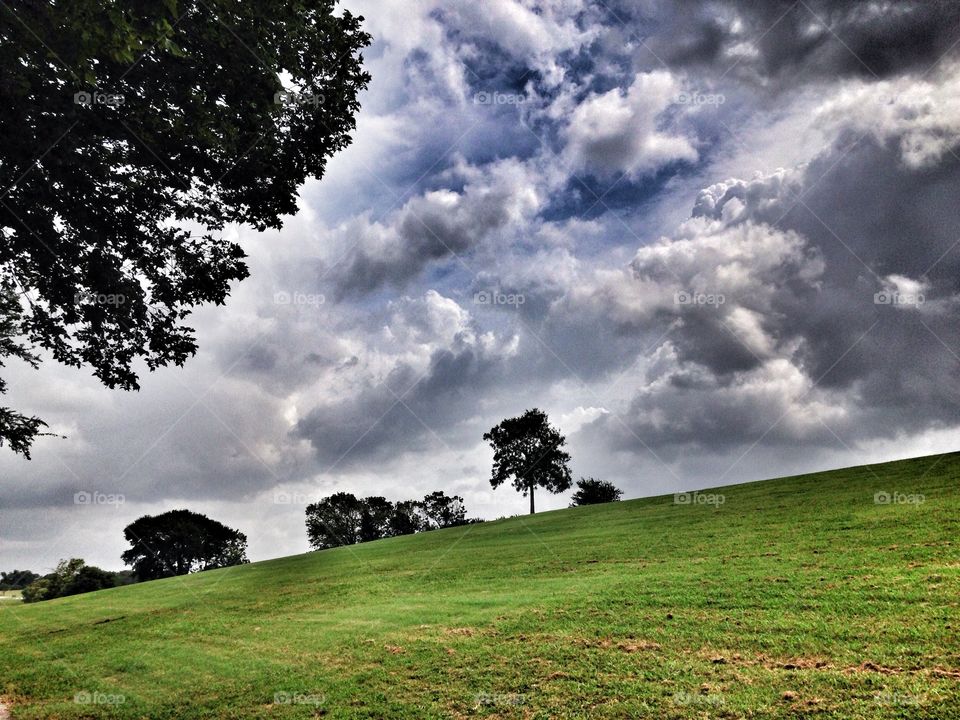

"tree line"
[305,490,479,550]
[11,409,622,602]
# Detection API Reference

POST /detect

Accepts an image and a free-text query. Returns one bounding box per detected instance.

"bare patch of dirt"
[767,656,832,671]
[444,627,477,637]
[845,661,902,675]
[574,637,660,652]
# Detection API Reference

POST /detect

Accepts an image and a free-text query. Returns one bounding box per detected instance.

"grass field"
[2,453,959,718]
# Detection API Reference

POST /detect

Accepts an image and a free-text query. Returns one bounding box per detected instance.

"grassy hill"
[2,453,959,719]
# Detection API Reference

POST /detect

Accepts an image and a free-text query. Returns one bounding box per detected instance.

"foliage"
[358,496,394,543]
[305,492,363,550]
[306,491,476,550]
[121,509,249,580]
[388,500,426,537]
[19,578,52,603]
[0,0,371,456]
[483,408,572,513]
[21,558,116,602]
[420,491,467,529]
[570,477,623,506]
[0,569,39,590]
[0,285,49,457]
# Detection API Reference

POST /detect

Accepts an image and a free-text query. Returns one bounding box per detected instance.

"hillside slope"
[2,453,959,718]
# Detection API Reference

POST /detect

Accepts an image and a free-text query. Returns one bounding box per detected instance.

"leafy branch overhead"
[0,0,371,456]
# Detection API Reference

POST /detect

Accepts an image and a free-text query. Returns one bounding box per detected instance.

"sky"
[4,0,960,572]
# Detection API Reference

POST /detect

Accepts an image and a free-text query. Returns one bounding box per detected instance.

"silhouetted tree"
[570,477,623,506]
[0,569,39,590]
[305,492,362,550]
[484,408,572,514]
[359,496,394,542]
[121,510,249,580]
[306,491,479,548]
[61,566,117,597]
[0,0,371,456]
[421,491,467,529]
[387,500,426,537]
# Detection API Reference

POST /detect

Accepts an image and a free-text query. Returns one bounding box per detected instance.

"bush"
[570,478,623,506]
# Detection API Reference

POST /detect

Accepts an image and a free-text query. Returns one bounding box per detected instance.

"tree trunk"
[529,482,535,514]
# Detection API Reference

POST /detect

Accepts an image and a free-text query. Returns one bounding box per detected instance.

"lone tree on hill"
[0,0,371,457]
[570,477,623,506]
[483,408,572,514]
[121,509,249,580]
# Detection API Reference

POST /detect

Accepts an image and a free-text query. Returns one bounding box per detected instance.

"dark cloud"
[330,159,542,298]
[584,87,960,453]
[640,0,960,86]
[294,344,506,466]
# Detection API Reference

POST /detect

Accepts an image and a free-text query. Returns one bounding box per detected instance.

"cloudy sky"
[4,0,960,572]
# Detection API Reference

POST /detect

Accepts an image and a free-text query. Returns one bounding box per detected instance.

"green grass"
[3,453,960,719]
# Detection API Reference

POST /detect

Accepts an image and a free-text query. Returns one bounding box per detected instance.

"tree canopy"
[20,558,116,602]
[483,408,572,514]
[121,509,249,580]
[0,0,371,456]
[570,477,623,506]
[0,568,39,590]
[305,491,475,550]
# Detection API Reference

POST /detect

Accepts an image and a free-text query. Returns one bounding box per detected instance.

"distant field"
[0,590,21,601]
[2,453,959,718]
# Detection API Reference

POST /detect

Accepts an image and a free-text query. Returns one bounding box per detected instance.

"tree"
[483,408,572,514]
[0,569,39,590]
[305,492,362,550]
[387,500,426,537]
[121,509,249,580]
[20,578,52,603]
[21,558,116,602]
[420,491,467,529]
[61,566,117,597]
[0,0,371,457]
[358,496,394,543]
[570,477,623,507]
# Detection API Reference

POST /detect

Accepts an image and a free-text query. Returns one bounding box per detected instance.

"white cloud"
[562,71,698,178]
